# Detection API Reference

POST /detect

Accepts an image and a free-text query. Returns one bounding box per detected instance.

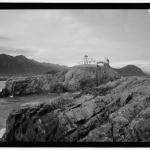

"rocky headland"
[1,64,150,142]
[0,65,119,97]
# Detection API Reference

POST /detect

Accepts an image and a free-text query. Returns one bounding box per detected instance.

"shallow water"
[0,94,60,129]
[0,81,59,130]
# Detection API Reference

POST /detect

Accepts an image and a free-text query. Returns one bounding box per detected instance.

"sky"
[0,9,150,67]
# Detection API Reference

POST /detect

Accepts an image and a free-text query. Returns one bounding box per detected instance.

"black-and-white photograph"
[0,5,150,146]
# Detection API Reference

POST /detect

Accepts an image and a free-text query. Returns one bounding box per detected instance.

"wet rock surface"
[2,76,150,142]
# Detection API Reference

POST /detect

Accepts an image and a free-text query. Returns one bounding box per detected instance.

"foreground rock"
[0,65,119,96]
[3,76,150,142]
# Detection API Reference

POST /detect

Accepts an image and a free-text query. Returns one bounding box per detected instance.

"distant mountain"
[114,65,147,77]
[0,54,68,75]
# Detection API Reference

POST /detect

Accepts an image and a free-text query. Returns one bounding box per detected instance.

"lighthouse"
[83,55,88,64]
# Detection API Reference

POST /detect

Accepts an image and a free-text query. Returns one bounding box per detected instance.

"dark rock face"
[1,66,119,96]
[3,76,150,142]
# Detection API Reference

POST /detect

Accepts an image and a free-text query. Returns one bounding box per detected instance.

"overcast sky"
[0,9,150,67]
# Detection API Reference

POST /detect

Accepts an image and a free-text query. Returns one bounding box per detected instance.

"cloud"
[0,36,11,41]
[0,10,149,66]
[0,46,35,57]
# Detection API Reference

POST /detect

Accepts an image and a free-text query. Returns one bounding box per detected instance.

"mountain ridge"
[0,53,68,75]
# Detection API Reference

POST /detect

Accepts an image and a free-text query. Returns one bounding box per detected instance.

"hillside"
[73,64,147,77]
[0,54,68,75]
[113,65,147,77]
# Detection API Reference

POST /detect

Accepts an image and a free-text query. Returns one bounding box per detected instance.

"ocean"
[0,81,59,131]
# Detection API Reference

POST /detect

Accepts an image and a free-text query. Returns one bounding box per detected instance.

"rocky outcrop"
[3,76,150,142]
[64,65,119,92]
[0,71,67,97]
[0,65,119,96]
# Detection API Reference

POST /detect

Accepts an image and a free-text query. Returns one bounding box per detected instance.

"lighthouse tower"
[83,55,88,64]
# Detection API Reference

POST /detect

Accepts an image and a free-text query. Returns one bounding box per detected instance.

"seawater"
[0,81,59,130]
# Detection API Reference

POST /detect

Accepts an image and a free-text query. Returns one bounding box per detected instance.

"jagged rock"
[1,72,66,96]
[1,65,119,97]
[79,123,113,142]
[3,76,150,142]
